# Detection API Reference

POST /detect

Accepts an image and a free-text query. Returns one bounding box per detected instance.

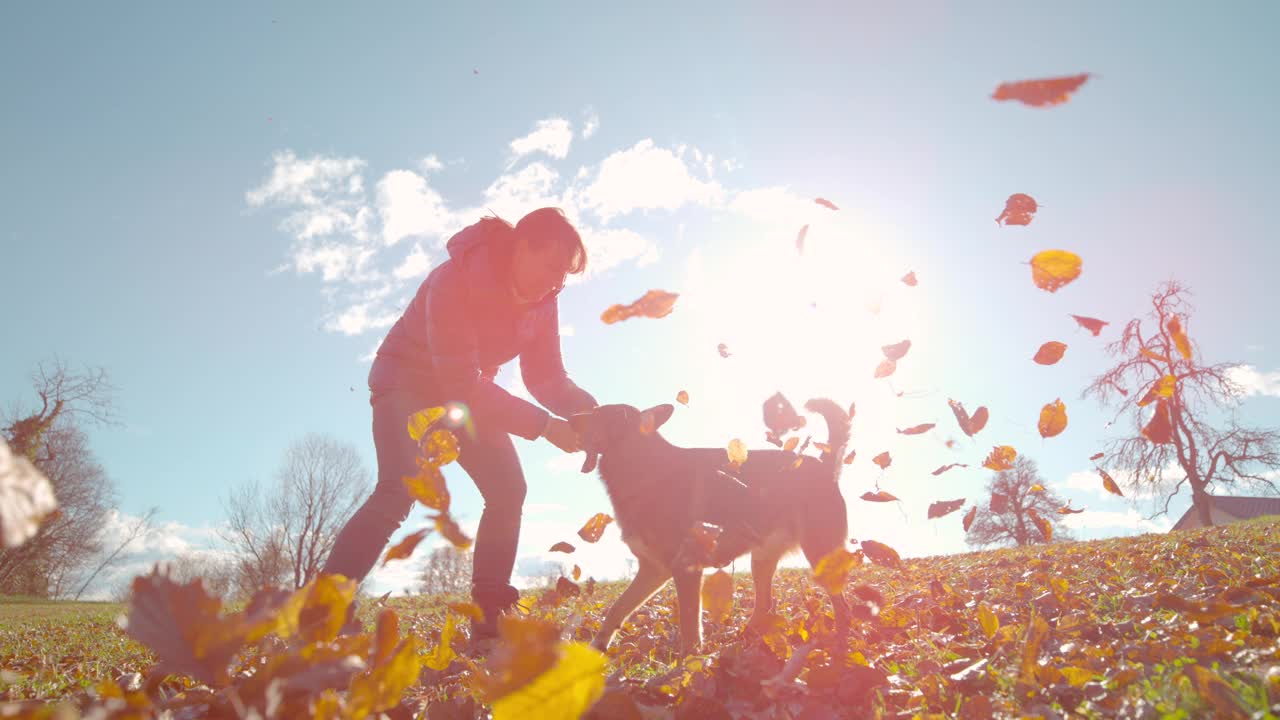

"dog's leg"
[748,541,786,628]
[671,567,704,654]
[592,560,669,652]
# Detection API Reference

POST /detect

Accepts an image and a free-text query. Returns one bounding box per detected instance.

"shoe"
[469,584,522,643]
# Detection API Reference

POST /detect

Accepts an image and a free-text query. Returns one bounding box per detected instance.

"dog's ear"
[641,404,675,432]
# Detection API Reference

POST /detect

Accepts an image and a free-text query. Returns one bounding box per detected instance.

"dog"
[569,398,852,653]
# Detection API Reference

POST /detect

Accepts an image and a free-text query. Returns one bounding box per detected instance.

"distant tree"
[1083,281,1280,526]
[966,456,1075,548]
[69,507,158,600]
[160,551,237,600]
[418,545,472,598]
[0,359,118,597]
[222,434,370,592]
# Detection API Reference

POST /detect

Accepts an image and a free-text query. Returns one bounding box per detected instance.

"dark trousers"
[322,386,527,605]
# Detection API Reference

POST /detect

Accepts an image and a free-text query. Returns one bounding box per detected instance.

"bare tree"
[1083,281,1280,526]
[222,434,370,592]
[69,507,158,600]
[160,551,238,600]
[418,545,473,598]
[966,456,1075,548]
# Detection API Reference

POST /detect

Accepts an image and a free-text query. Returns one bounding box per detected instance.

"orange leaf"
[549,541,575,554]
[795,224,809,255]
[1167,316,1192,361]
[872,451,892,469]
[1033,341,1067,365]
[448,602,484,621]
[963,505,978,531]
[874,358,897,378]
[1029,484,1045,493]
[381,528,431,566]
[1137,375,1177,407]
[1099,469,1124,497]
[897,423,935,436]
[1038,399,1068,438]
[675,390,689,406]
[1030,250,1082,293]
[882,339,912,361]
[815,197,839,211]
[992,73,1091,107]
[1140,348,1171,363]
[1142,399,1174,444]
[435,513,473,550]
[1089,452,1104,461]
[859,540,902,569]
[932,463,968,476]
[901,271,918,286]
[1070,314,1108,336]
[422,428,460,466]
[928,499,965,519]
[577,513,614,543]
[1057,502,1085,515]
[983,446,1017,471]
[842,449,857,465]
[948,399,989,437]
[572,564,581,581]
[814,547,859,596]
[403,465,450,512]
[861,490,899,503]
[1027,508,1052,542]
[600,290,679,324]
[996,193,1038,226]
[782,436,799,453]
[701,570,734,623]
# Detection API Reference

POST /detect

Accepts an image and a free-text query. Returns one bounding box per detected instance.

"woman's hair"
[515,207,588,275]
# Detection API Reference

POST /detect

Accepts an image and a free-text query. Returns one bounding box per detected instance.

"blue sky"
[3,2,1279,597]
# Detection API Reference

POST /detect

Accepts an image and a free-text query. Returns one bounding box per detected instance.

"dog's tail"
[805,397,851,483]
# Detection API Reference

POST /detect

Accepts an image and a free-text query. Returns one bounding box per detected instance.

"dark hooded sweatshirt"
[368,217,597,440]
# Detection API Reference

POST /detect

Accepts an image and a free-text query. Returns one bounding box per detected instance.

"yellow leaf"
[491,642,607,720]
[424,614,458,671]
[1099,469,1124,497]
[403,465,450,512]
[1140,348,1171,364]
[783,436,799,453]
[1168,316,1192,361]
[297,573,359,645]
[701,570,734,623]
[423,428,460,466]
[407,406,446,441]
[1029,250,1083,293]
[676,390,689,405]
[982,446,1017,471]
[1018,613,1050,690]
[1027,508,1052,542]
[1038,399,1068,438]
[1061,666,1096,687]
[1137,375,1177,407]
[977,602,999,639]
[813,547,858,597]
[1028,484,1046,493]
[448,602,484,622]
[576,513,614,543]
[381,528,431,566]
[435,513,473,550]
[726,439,748,466]
[349,634,424,717]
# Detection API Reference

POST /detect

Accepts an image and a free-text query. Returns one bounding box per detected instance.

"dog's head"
[569,403,675,473]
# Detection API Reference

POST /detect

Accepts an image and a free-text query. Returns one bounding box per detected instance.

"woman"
[322,207,596,640]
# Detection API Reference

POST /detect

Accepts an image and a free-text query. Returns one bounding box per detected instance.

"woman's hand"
[542,417,581,454]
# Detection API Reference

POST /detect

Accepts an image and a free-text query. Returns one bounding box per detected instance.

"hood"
[446,216,515,260]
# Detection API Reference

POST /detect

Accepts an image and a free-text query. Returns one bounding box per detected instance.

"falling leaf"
[843,449,857,465]
[1038,399,1068,438]
[996,193,1038,226]
[577,513,614,543]
[1030,250,1083,293]
[847,401,857,419]
[963,505,978,531]
[882,340,912,361]
[897,423,936,436]
[1089,452,1104,461]
[726,439,748,467]
[407,406,446,442]
[814,547,859,596]
[489,641,607,720]
[435,513,473,549]
[717,343,731,358]
[448,602,484,621]
[901,271,918,286]
[795,224,809,254]
[381,528,431,566]
[0,439,59,549]
[1071,314,1108,336]
[782,436,799,453]
[932,463,968,476]
[1033,341,1067,365]
[1027,508,1052,542]
[1167,316,1192,360]
[983,446,1017,471]
[874,358,897,378]
[815,197,839,211]
[549,541,575,554]
[572,564,581,581]
[990,492,1009,514]
[928,499,966,519]
[676,390,689,406]
[688,523,722,561]
[814,442,831,454]
[1057,502,1085,515]
[600,290,679,324]
[861,491,899,503]
[423,428,460,466]
[948,400,990,437]
[1137,374,1178,407]
[1029,484,1046,493]
[1099,469,1124,497]
[859,540,902,569]
[1142,399,1174,444]
[403,465,451,512]
[872,451,892,469]
[423,613,457,671]
[992,73,1091,107]
[701,570,734,623]
[977,602,999,638]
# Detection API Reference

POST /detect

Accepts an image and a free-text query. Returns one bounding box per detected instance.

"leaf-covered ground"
[3,518,1280,718]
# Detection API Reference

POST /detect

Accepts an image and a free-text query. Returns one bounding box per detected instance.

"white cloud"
[392,243,432,281]
[73,511,233,600]
[728,186,815,227]
[420,154,444,173]
[509,118,573,161]
[578,139,725,223]
[246,150,366,208]
[326,301,400,336]
[1061,509,1172,534]
[1227,365,1280,398]
[377,169,455,247]
[581,110,599,139]
[573,226,660,280]
[482,163,562,220]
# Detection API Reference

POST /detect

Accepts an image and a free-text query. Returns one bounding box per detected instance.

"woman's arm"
[520,300,598,418]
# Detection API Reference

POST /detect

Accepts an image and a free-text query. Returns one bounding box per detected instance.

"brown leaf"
[1038,399,1068,438]
[1033,341,1067,365]
[1089,452,1104,461]
[963,505,978,531]
[1070,314,1108,336]
[549,541,575,554]
[381,528,431,566]
[795,224,809,255]
[948,399,989,437]
[1141,399,1174,444]
[932,463,968,476]
[996,193,1038,226]
[901,271,918,287]
[843,449,857,465]
[882,339,912,361]
[928,499,966,519]
[897,423,936,436]
[1099,469,1124,497]
[572,564,581,581]
[1027,509,1052,542]
[992,73,1091,107]
[577,513,614,543]
[600,289,679,324]
[872,451,892,469]
[435,513,473,549]
[815,197,839,211]
[859,540,902,569]
[874,358,897,378]
[1187,666,1249,720]
[717,342,731,358]
[814,547,859,596]
[861,490,899,503]
[847,401,857,419]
